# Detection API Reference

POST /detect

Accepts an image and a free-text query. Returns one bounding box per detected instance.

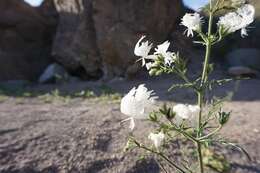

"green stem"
[196,1,214,173]
[139,144,186,173]
[196,141,204,173]
[197,93,204,173]
[198,125,222,141]
[166,120,198,143]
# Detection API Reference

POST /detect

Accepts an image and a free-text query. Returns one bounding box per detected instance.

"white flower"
[173,104,190,119]
[164,52,176,66]
[154,41,176,66]
[217,4,255,37]
[134,36,153,66]
[155,41,170,55]
[187,105,200,127]
[173,104,200,126]
[148,132,165,149]
[181,13,203,37]
[145,62,156,70]
[120,84,158,131]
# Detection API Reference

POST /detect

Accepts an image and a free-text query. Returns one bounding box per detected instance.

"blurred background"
[0,0,259,83]
[0,1,260,173]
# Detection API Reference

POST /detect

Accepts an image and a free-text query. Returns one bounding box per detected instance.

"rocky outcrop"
[52,0,102,79]
[0,0,56,81]
[0,0,185,81]
[93,0,183,79]
[52,0,184,79]
[226,48,260,76]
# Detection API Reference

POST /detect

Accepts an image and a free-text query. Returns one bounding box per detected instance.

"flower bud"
[160,104,176,120]
[149,112,158,122]
[124,138,137,152]
[149,69,157,76]
[218,111,231,125]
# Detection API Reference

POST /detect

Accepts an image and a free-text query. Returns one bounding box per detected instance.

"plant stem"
[198,125,222,141]
[134,140,186,173]
[196,1,214,173]
[196,141,204,173]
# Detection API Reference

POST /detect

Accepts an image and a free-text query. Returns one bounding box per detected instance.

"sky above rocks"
[183,0,209,10]
[24,0,43,6]
[24,0,209,10]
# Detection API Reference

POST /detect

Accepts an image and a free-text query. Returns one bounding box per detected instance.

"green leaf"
[220,141,252,161]
[168,83,195,92]
[149,112,158,122]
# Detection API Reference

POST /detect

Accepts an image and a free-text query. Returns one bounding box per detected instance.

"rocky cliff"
[0,0,57,81]
[0,0,187,81]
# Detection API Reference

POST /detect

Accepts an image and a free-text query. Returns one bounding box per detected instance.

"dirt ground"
[0,63,260,173]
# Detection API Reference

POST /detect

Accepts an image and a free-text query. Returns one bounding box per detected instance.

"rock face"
[52,0,102,79]
[226,48,260,76]
[93,0,183,79]
[0,0,184,81]
[0,0,56,81]
[52,0,184,79]
[38,63,69,84]
[226,48,260,70]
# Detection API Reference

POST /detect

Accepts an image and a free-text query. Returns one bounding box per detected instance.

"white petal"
[129,117,135,131]
[173,104,190,119]
[148,132,165,149]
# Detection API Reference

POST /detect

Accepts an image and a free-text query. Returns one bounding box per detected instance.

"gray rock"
[228,66,258,76]
[68,76,81,83]
[0,0,56,81]
[52,0,184,79]
[0,80,30,90]
[93,0,183,79]
[226,48,260,70]
[38,63,69,84]
[52,0,102,78]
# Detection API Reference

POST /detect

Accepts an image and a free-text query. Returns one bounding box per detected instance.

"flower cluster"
[120,84,157,131]
[181,13,203,37]
[173,104,200,126]
[148,132,165,149]
[217,4,255,37]
[119,1,255,172]
[134,37,177,72]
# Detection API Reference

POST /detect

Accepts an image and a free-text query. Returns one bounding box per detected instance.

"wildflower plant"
[120,0,255,173]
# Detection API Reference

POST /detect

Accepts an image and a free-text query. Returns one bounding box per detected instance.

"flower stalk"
[196,1,214,172]
[120,0,255,172]
[132,139,186,173]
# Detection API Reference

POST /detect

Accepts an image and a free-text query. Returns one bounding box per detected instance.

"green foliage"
[218,110,231,125]
[202,148,231,172]
[159,104,176,120]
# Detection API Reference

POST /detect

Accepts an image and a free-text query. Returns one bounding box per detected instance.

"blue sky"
[183,0,209,10]
[24,0,43,6]
[24,0,209,10]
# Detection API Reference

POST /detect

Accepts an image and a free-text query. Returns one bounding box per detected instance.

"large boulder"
[52,0,102,79]
[52,0,184,79]
[93,0,184,79]
[226,48,260,76]
[0,0,56,81]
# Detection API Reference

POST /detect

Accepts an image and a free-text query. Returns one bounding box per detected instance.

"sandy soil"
[0,64,260,173]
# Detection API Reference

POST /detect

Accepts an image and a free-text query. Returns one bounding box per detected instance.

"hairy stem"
[138,144,186,173]
[131,138,186,173]
[196,1,214,173]
[196,141,204,173]
[198,125,222,141]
